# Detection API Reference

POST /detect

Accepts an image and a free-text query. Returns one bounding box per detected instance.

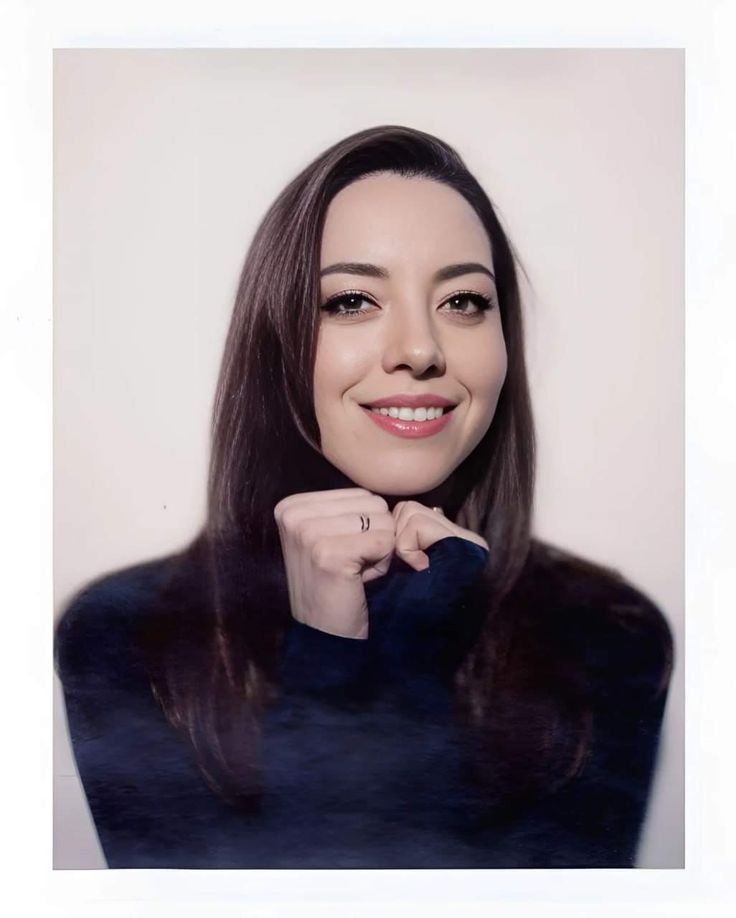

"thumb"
[361,551,394,583]
[394,525,431,572]
[392,502,453,572]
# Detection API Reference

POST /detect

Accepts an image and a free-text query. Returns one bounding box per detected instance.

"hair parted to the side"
[140,125,588,808]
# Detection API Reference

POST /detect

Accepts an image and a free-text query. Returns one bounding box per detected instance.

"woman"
[55,125,673,869]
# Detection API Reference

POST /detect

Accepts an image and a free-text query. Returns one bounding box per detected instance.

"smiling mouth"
[359,404,457,422]
[358,404,456,439]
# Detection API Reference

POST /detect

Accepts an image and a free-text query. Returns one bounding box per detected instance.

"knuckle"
[309,540,333,571]
[373,531,395,554]
[293,518,314,545]
[396,514,416,534]
[280,508,302,533]
[274,496,293,523]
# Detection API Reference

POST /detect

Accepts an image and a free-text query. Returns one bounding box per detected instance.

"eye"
[440,291,495,318]
[320,290,377,319]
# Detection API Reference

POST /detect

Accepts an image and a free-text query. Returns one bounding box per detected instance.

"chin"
[348,468,450,499]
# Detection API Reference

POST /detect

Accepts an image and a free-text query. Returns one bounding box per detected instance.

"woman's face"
[314,172,507,498]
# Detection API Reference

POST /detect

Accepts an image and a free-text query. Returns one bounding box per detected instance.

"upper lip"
[361,394,457,409]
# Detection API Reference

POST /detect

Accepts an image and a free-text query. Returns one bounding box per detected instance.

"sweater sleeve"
[277,619,374,704]
[274,536,489,711]
[367,536,489,712]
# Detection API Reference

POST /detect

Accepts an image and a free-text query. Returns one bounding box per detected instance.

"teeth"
[370,406,446,421]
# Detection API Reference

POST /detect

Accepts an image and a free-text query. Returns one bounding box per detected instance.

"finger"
[274,488,379,523]
[397,502,445,517]
[392,501,456,571]
[276,493,389,532]
[286,510,395,549]
[308,530,396,578]
[361,560,392,583]
[392,499,450,532]
[392,501,487,550]
[392,500,455,544]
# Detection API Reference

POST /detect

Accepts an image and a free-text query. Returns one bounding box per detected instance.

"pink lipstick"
[361,407,453,438]
[359,394,457,439]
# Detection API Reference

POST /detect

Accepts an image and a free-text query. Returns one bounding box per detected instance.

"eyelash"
[320,289,496,320]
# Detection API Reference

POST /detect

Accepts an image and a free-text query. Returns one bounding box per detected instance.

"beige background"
[53,48,683,868]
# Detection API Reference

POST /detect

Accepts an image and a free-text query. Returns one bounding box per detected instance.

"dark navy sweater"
[55,537,672,869]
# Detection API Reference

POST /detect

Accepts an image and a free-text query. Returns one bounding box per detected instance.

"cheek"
[313,333,368,422]
[461,330,508,408]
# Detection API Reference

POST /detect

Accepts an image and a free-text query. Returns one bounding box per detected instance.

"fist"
[391,500,489,572]
[273,488,395,639]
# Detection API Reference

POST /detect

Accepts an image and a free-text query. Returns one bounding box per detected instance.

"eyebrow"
[319,261,496,283]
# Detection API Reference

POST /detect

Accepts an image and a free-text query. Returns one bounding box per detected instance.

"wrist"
[294,616,369,640]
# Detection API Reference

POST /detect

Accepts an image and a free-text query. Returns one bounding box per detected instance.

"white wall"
[53,48,683,868]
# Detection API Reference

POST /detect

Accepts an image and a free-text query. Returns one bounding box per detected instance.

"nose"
[381,298,446,378]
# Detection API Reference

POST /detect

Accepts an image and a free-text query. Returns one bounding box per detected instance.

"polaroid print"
[53,49,683,870]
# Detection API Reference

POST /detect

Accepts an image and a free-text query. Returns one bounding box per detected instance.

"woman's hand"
[274,490,488,640]
[391,500,489,573]
[274,488,395,640]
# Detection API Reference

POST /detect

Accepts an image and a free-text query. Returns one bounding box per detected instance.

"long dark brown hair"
[141,126,599,808]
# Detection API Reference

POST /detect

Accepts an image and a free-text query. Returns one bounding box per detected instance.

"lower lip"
[360,406,454,439]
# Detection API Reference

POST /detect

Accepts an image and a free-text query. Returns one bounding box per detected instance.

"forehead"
[320,173,493,267]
